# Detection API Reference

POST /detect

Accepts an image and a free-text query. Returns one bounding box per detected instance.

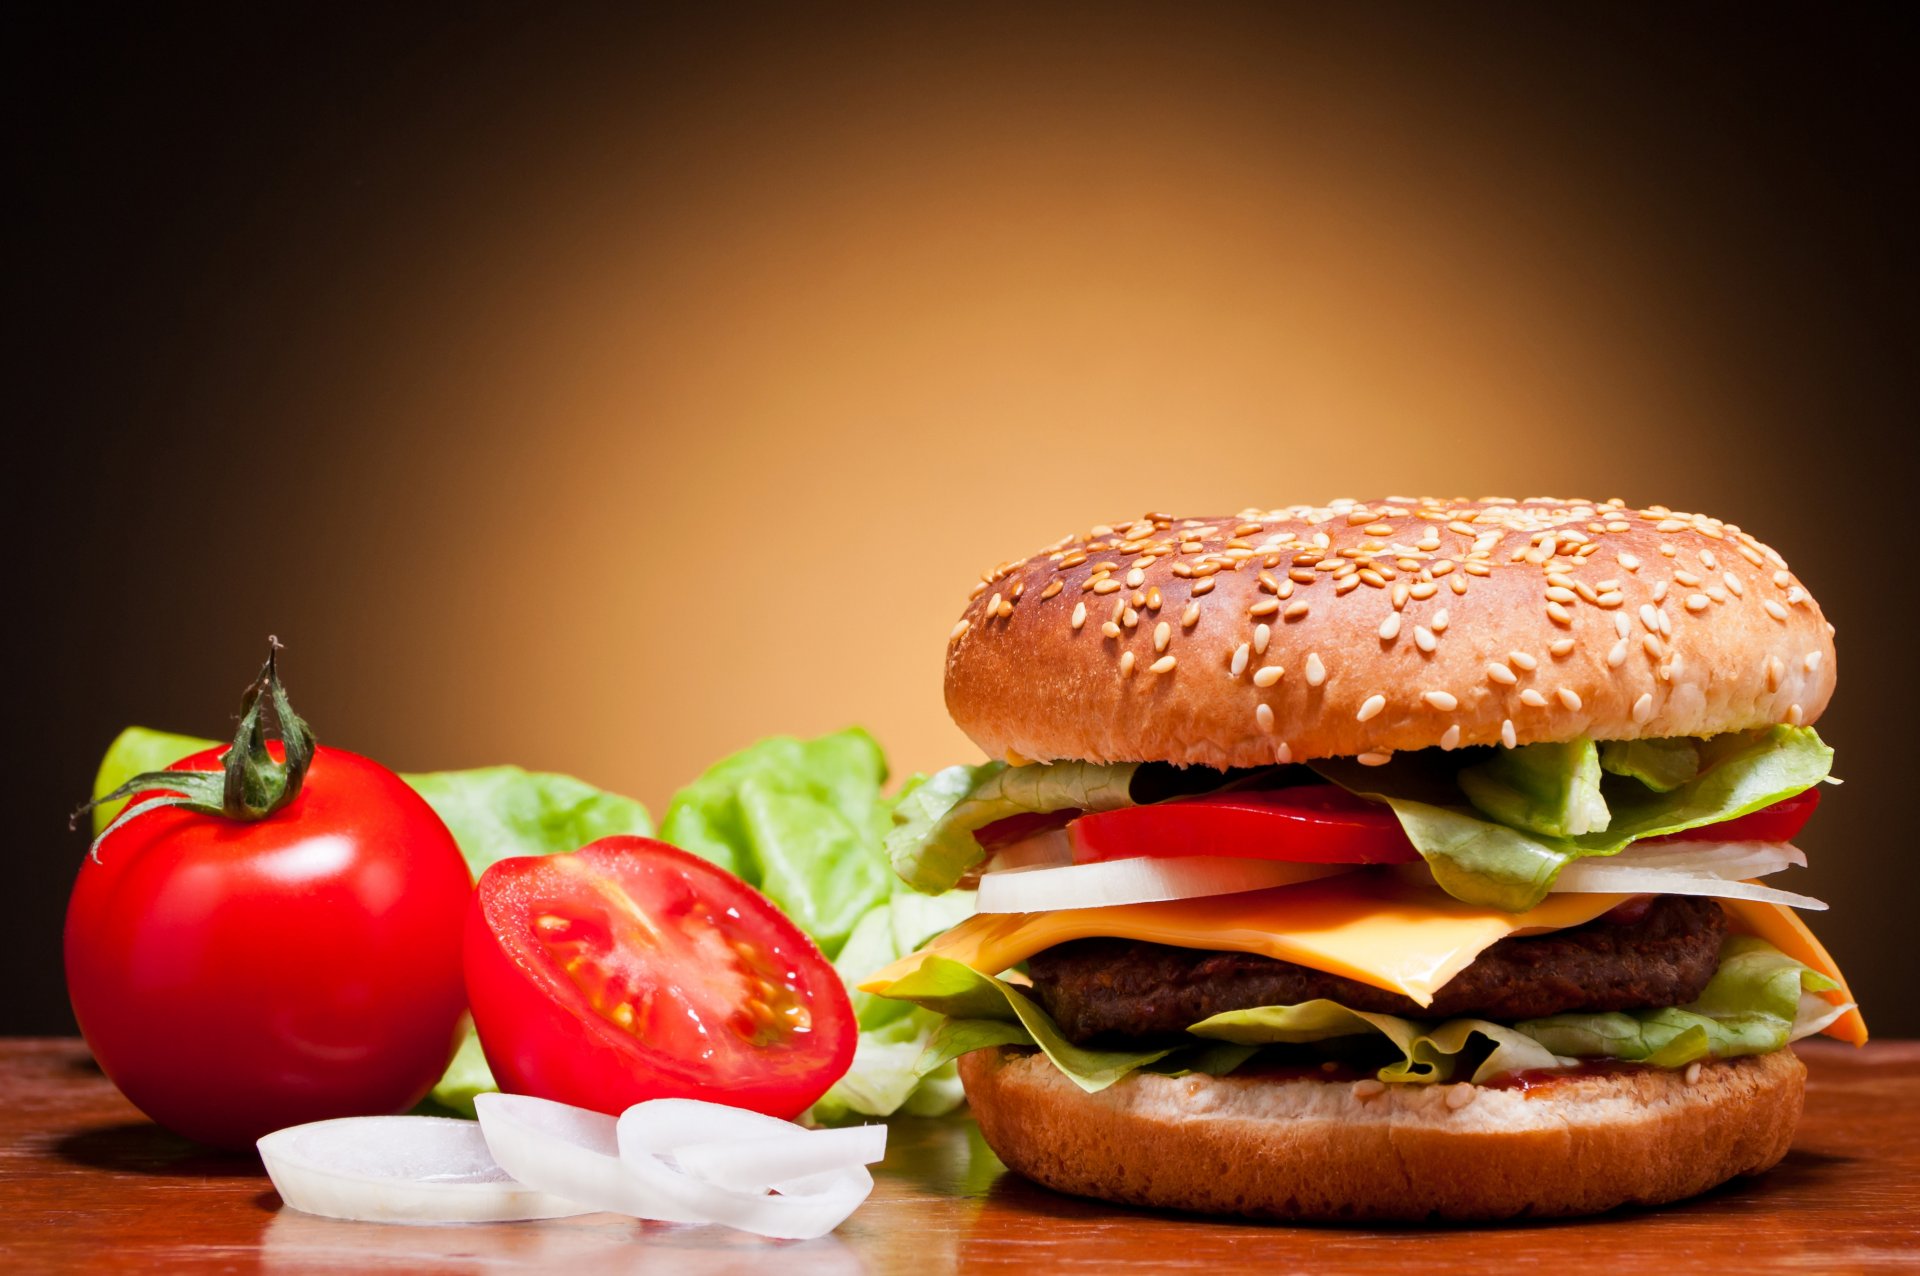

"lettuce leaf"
[886,760,1140,893]
[1599,738,1701,793]
[1318,726,1832,910]
[660,729,892,954]
[1517,935,1842,1066]
[1458,738,1610,838]
[1190,1001,1562,1084]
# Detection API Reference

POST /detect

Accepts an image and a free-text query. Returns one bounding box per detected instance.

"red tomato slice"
[1068,784,1422,865]
[1068,784,1823,865]
[464,837,855,1120]
[1646,787,1821,844]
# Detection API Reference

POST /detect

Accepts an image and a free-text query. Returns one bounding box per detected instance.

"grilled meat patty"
[1024,894,1727,1044]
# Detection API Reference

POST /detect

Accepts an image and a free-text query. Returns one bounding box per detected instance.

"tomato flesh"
[465,837,855,1119]
[1650,786,1820,844]
[63,746,472,1150]
[1068,782,1822,865]
[1069,784,1422,864]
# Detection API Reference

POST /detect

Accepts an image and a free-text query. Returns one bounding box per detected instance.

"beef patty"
[1024,894,1727,1044]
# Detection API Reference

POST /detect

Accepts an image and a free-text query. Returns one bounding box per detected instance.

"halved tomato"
[1068,784,1421,865]
[464,837,855,1120]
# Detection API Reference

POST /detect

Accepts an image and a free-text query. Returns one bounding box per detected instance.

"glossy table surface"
[4,1038,1917,1273]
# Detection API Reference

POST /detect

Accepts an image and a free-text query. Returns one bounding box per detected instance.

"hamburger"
[863,497,1863,1221]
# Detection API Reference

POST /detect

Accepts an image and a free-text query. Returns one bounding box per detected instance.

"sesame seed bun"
[946,498,1835,768]
[958,1044,1805,1221]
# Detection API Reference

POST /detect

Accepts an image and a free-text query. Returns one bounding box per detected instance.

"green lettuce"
[873,937,1842,1092]
[660,729,891,957]
[1458,738,1611,837]
[1518,935,1842,1067]
[1317,726,1832,911]
[1599,738,1701,793]
[885,760,1140,893]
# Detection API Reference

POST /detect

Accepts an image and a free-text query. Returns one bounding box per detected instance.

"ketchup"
[1482,1059,1657,1095]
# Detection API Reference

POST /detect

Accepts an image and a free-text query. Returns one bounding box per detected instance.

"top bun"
[944,498,1835,769]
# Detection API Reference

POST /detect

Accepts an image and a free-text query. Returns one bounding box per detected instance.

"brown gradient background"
[13,5,1917,1035]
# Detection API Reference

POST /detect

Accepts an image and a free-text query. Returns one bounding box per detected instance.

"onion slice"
[976,855,1352,914]
[1598,840,1807,879]
[257,1116,592,1224]
[1549,864,1826,909]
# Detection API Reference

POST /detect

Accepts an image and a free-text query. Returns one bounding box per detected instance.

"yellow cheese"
[1720,898,1868,1045]
[861,874,1625,1008]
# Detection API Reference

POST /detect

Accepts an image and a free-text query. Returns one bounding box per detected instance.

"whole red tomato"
[65,652,472,1151]
[465,837,855,1119]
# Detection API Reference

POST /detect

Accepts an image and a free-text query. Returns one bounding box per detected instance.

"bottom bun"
[958,1046,1805,1221]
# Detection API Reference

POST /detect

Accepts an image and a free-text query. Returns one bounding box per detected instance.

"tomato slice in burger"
[464,837,855,1120]
[1068,784,1422,865]
[1646,786,1820,844]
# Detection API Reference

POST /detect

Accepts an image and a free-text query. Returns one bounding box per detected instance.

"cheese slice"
[1720,898,1868,1045]
[861,874,1625,1008]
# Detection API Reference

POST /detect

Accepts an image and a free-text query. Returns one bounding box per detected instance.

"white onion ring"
[1549,864,1826,909]
[1599,840,1806,879]
[257,1116,592,1224]
[671,1126,887,1191]
[976,856,1351,913]
[615,1099,875,1239]
[474,1092,705,1222]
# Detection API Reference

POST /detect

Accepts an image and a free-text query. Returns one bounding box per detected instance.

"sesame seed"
[1414,625,1437,653]
[1357,752,1393,766]
[1684,1062,1703,1086]
[1255,703,1275,732]
[1191,578,1215,597]
[1305,653,1327,686]
[1550,637,1576,658]
[1071,602,1088,630]
[1423,690,1459,711]
[987,592,1002,615]
[1724,573,1745,597]
[1640,604,1661,633]
[1787,703,1804,726]
[1546,586,1577,604]
[1150,655,1177,675]
[1510,651,1538,671]
[1275,741,1292,762]
[1146,586,1163,611]
[1686,593,1710,612]
[1124,567,1144,589]
[1674,570,1702,587]
[1446,1084,1476,1110]
[1450,575,1468,594]
[1431,609,1449,632]
[1230,643,1250,677]
[1119,651,1136,676]
[1520,689,1548,707]
[1093,579,1121,595]
[1250,599,1280,618]
[1652,580,1670,602]
[1501,719,1518,748]
[1557,687,1583,711]
[1608,639,1629,668]
[1763,599,1790,621]
[1440,724,1462,751]
[950,620,970,641]
[1392,583,1410,609]
[1632,693,1655,723]
[1335,576,1361,595]
[1773,570,1792,588]
[1253,623,1272,655]
[1258,571,1280,594]
[1766,656,1785,690]
[1123,606,1139,628]
[1181,602,1200,628]
[1357,694,1386,722]
[1614,612,1632,638]
[1643,634,1665,660]
[1805,651,1823,672]
[1546,601,1574,626]
[1487,662,1518,685]
[1379,613,1402,641]
[1284,600,1310,621]
[1352,1079,1387,1099]
[1040,580,1063,600]
[1101,621,1123,639]
[1154,621,1171,653]
[1254,665,1285,688]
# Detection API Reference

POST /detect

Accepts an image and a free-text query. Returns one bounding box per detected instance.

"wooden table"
[4,1038,1915,1273]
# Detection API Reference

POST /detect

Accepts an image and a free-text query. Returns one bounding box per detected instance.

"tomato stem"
[73,637,318,859]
